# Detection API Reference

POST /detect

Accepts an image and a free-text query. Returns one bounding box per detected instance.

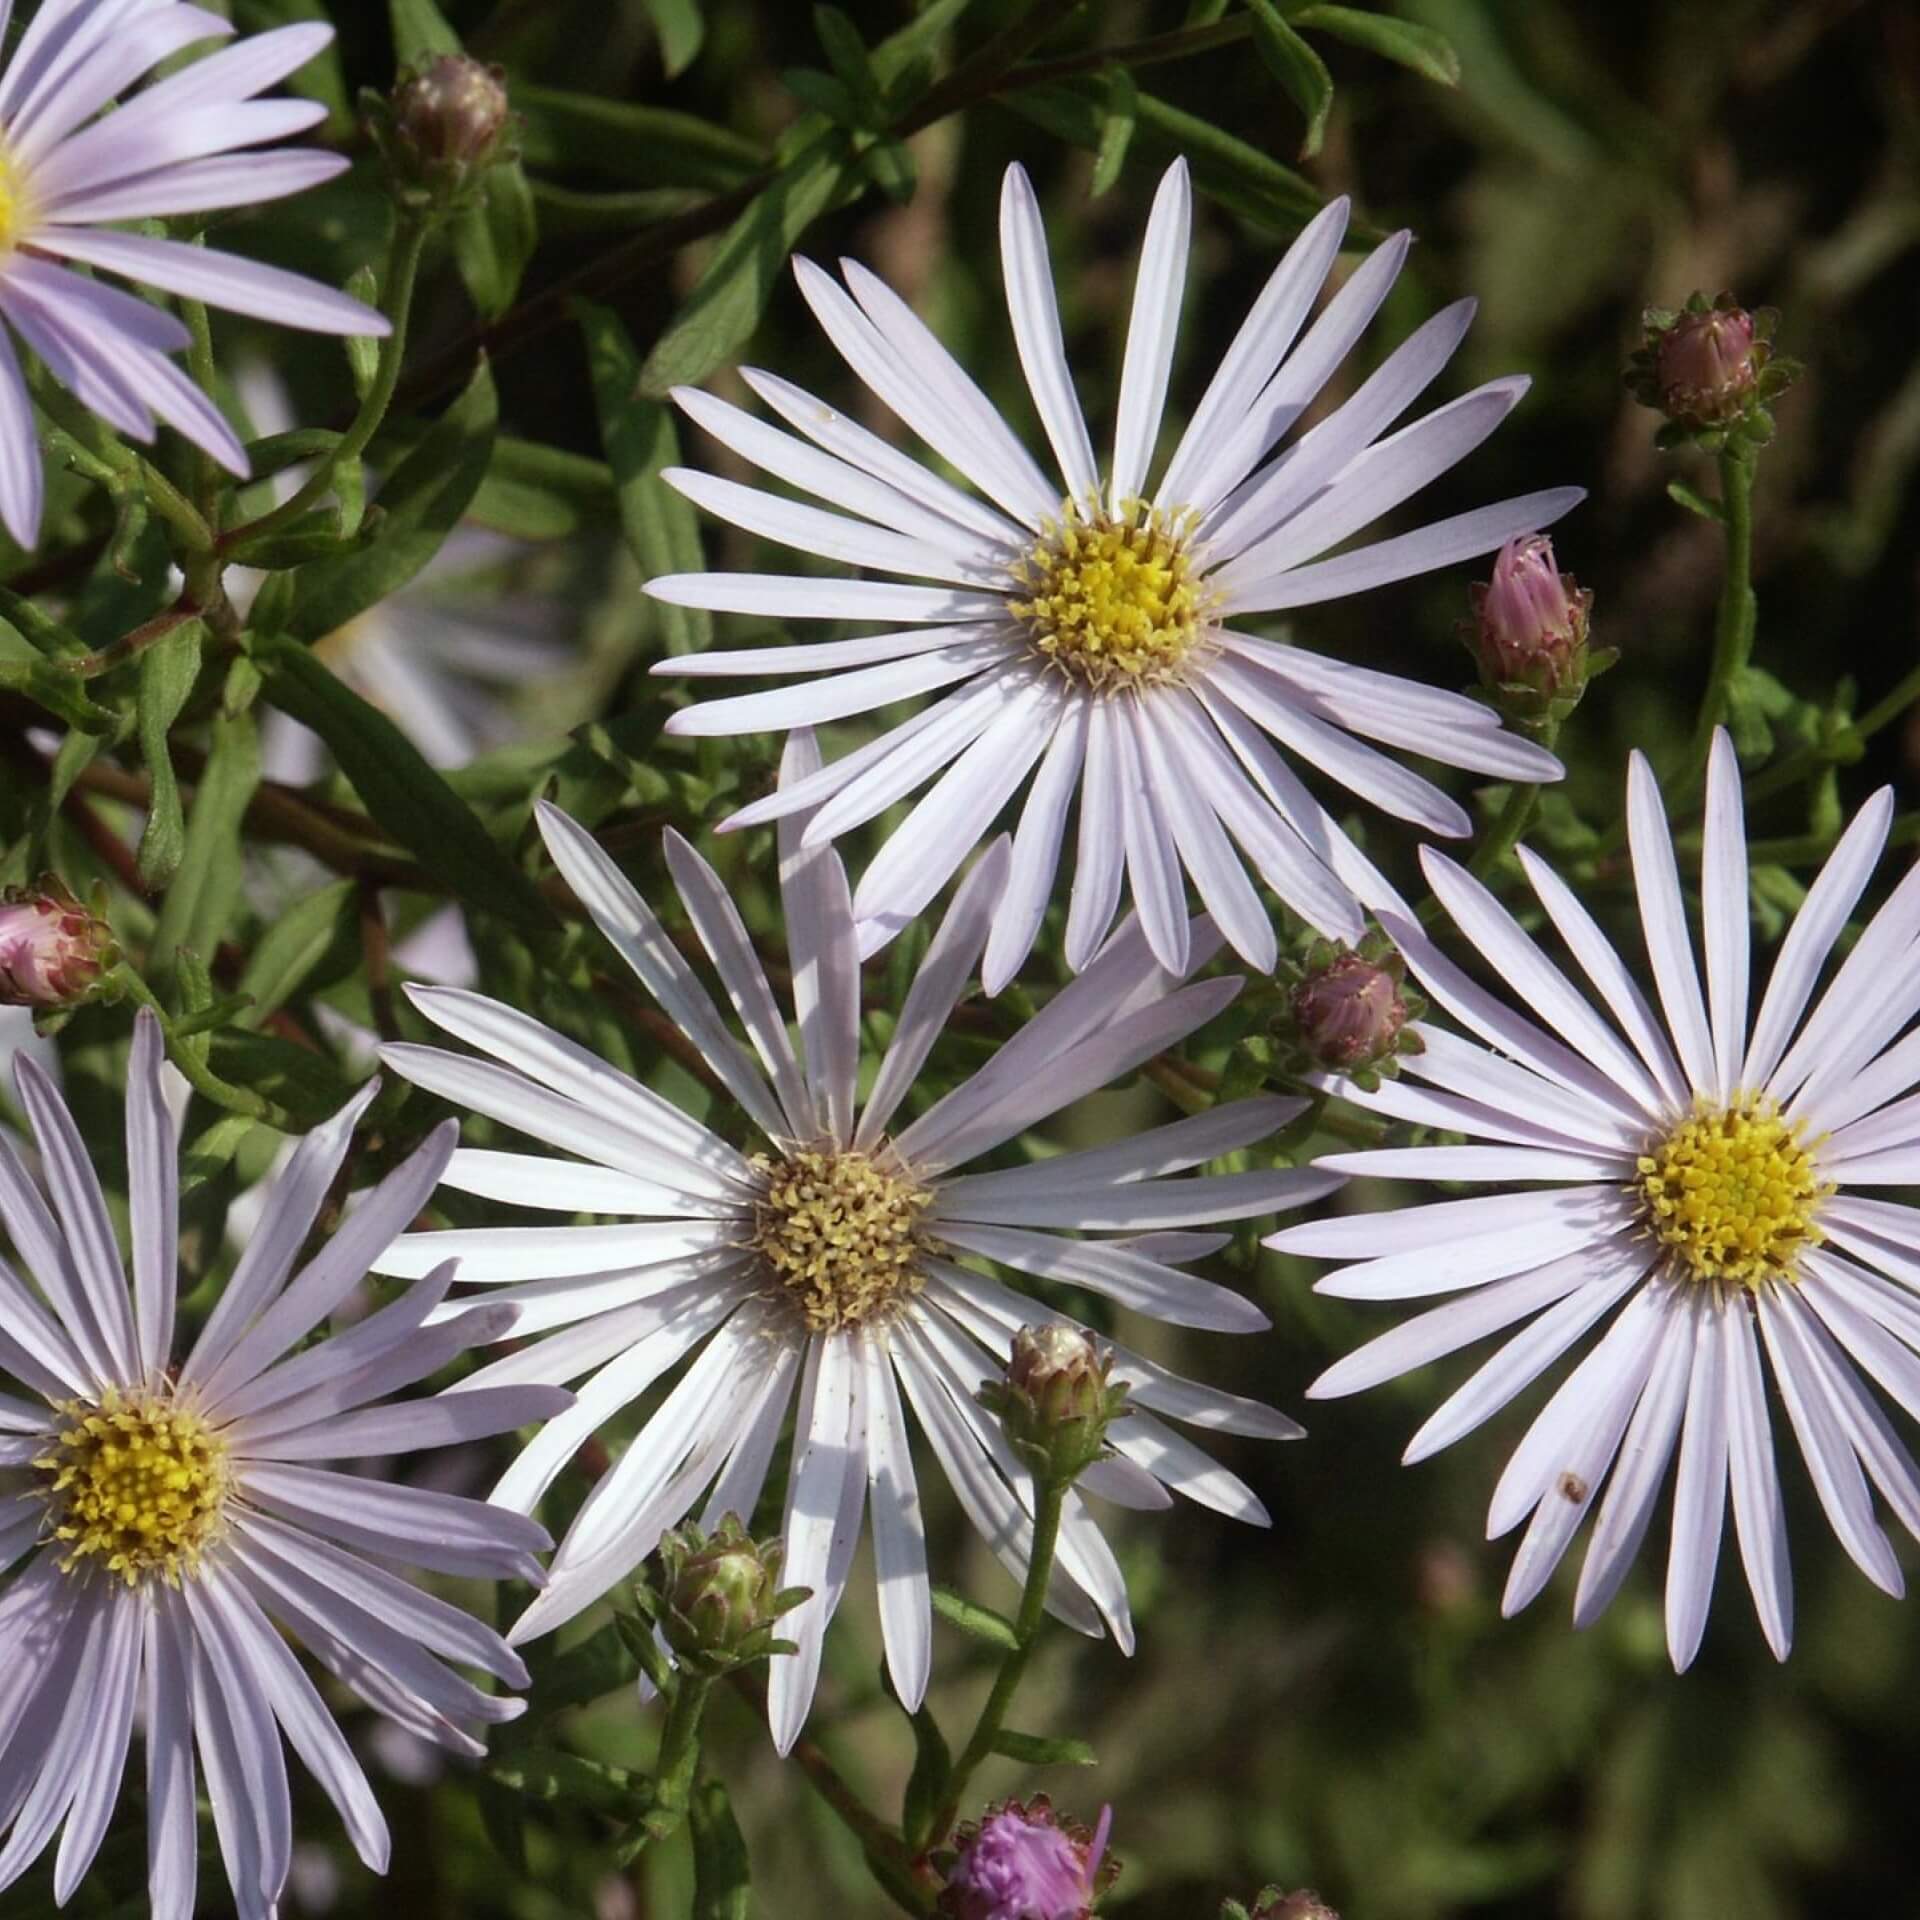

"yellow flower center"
[34,1390,231,1586]
[753,1148,930,1332]
[1009,499,1211,690]
[1636,1100,1831,1291]
[0,141,32,255]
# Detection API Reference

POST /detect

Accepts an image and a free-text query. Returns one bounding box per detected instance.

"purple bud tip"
[1471,534,1591,692]
[942,1799,1113,1920]
[1291,951,1407,1073]
[1656,307,1759,427]
[0,884,112,1009]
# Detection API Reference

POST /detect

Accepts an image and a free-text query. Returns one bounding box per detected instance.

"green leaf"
[515,85,765,191]
[930,1585,1019,1651]
[645,0,706,76]
[525,1618,642,1713]
[135,620,205,890]
[389,0,460,61]
[1011,82,1331,236]
[689,1777,752,1920]
[205,1029,357,1127]
[815,6,885,127]
[488,1748,646,1812]
[236,880,357,1026]
[990,1729,1098,1768]
[1291,5,1461,86]
[371,427,615,540]
[287,359,498,642]
[1091,65,1137,196]
[899,1696,952,1850]
[148,692,261,997]
[1250,1,1334,160]
[453,161,540,322]
[869,0,973,88]
[577,299,710,653]
[1667,479,1725,523]
[252,634,553,933]
[637,132,856,396]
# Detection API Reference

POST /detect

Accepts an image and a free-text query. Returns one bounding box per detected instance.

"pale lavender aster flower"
[1274,729,1920,1669]
[645,159,1581,986]
[0,1,388,548]
[374,732,1336,1753]
[0,1010,565,1918]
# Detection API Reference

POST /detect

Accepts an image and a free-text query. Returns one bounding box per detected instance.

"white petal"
[645,569,1001,623]
[1064,697,1126,972]
[1110,159,1190,508]
[999,164,1098,505]
[1700,729,1752,1100]
[1722,1302,1793,1660]
[1664,1302,1730,1671]
[863,1338,931,1710]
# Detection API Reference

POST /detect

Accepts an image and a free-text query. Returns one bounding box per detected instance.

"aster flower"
[373,733,1335,1752]
[644,159,1581,986]
[939,1797,1116,1920]
[1272,730,1920,1668]
[0,2,387,548]
[0,1011,564,1917]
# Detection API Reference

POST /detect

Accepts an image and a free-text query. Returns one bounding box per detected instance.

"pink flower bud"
[1291,951,1407,1073]
[940,1800,1114,1920]
[0,882,112,1008]
[1656,306,1758,428]
[1469,535,1592,696]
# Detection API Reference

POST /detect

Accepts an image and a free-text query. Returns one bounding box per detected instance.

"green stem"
[1467,717,1561,885]
[653,1674,712,1819]
[116,974,292,1129]
[181,291,221,529]
[928,1478,1067,1847]
[1675,440,1757,796]
[218,215,431,552]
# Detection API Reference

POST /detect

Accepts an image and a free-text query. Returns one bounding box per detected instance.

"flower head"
[1276,730,1920,1669]
[1469,535,1594,691]
[0,877,113,1006]
[940,1798,1116,1920]
[645,161,1581,988]
[0,8,387,548]
[982,1324,1131,1484]
[651,1512,803,1675]
[1626,292,1800,447]
[1289,946,1412,1076]
[375,734,1338,1751]
[391,54,512,171]
[0,1012,564,1918]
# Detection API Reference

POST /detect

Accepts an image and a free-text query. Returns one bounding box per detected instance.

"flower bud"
[1625,292,1800,447]
[0,879,115,1008]
[980,1325,1129,1485]
[1251,1892,1340,1920]
[650,1512,802,1676]
[394,55,511,170]
[1656,305,1757,429]
[938,1798,1116,1920]
[1290,949,1409,1076]
[1470,536,1592,698]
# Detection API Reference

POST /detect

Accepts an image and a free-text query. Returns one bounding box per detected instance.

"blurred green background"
[27,2,1920,1916]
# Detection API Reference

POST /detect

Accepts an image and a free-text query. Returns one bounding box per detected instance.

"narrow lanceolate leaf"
[689,1777,753,1920]
[900,1696,952,1849]
[515,85,766,191]
[645,0,707,78]
[638,131,856,396]
[990,1729,1098,1768]
[1290,5,1462,86]
[389,0,460,60]
[815,6,885,127]
[136,620,205,889]
[1250,1,1335,159]
[454,161,540,322]
[1092,64,1138,196]
[148,690,262,995]
[577,300,710,654]
[488,1748,646,1812]
[252,634,553,933]
[930,1585,1020,1651]
[285,359,499,642]
[236,880,356,1027]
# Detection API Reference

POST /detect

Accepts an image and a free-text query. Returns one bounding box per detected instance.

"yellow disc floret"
[754,1148,930,1333]
[0,141,32,256]
[35,1390,231,1586]
[1010,499,1210,690]
[1637,1099,1831,1291]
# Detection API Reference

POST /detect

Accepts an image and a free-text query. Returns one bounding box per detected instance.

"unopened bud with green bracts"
[1220,1890,1340,1920]
[636,1512,808,1679]
[1275,933,1425,1093]
[979,1325,1131,1486]
[0,877,117,1012]
[1626,291,1801,450]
